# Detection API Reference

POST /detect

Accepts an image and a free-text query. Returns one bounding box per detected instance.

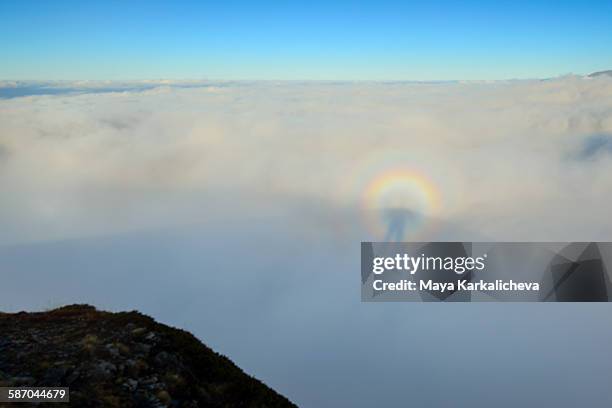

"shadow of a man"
[383,207,417,242]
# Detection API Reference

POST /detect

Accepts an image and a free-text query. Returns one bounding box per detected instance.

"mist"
[1,77,612,407]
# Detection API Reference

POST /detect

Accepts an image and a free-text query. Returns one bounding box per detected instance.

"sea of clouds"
[2,77,612,407]
[1,77,612,245]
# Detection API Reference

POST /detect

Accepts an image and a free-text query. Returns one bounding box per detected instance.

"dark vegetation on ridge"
[0,305,297,408]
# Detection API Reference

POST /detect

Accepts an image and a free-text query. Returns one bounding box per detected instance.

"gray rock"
[153,351,179,367]
[43,366,68,384]
[11,376,35,386]
[134,342,151,355]
[123,378,138,391]
[65,369,80,385]
[91,360,117,380]
[105,343,120,357]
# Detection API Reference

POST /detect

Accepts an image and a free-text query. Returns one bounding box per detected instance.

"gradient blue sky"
[1,0,611,80]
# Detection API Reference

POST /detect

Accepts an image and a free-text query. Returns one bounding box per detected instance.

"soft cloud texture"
[1,77,612,244]
[2,78,612,408]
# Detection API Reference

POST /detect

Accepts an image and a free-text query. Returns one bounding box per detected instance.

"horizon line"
[1,72,608,84]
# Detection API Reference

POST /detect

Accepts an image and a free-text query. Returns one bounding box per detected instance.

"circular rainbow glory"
[361,168,441,241]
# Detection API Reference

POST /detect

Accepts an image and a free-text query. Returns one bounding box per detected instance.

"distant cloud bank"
[1,76,612,244]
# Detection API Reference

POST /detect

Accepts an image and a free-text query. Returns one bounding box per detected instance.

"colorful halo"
[361,168,441,241]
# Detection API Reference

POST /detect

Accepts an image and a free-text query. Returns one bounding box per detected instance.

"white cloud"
[1,77,612,244]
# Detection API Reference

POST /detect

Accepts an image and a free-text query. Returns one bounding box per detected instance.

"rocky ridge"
[0,305,296,408]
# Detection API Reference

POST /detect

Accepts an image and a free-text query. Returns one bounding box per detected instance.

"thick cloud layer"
[1,77,612,244]
[2,78,612,408]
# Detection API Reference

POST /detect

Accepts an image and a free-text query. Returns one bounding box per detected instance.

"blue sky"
[1,0,611,80]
